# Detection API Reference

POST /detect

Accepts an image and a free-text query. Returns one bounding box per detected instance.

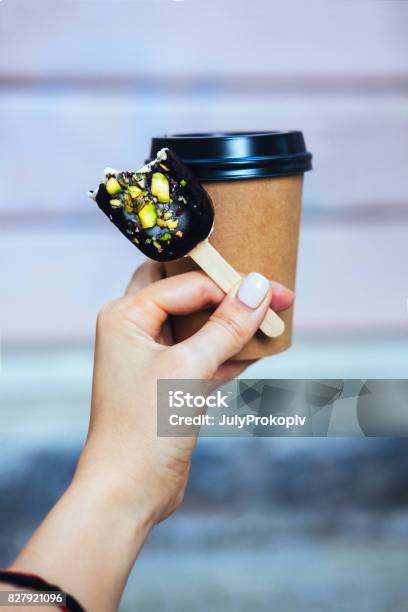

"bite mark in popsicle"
[89,148,285,338]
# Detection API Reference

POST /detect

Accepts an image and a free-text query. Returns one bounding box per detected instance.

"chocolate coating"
[92,149,214,262]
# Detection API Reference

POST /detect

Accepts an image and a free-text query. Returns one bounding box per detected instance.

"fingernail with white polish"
[237,272,269,309]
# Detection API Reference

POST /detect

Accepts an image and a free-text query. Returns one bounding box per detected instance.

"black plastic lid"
[149,131,312,182]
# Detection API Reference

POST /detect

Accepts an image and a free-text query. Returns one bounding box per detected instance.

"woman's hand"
[11,264,293,611]
[79,262,294,523]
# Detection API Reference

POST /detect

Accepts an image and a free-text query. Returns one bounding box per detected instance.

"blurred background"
[0,1,407,610]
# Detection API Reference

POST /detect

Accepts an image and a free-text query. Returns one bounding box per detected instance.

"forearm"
[10,471,156,612]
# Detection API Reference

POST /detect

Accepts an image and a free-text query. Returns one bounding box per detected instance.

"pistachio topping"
[123,191,133,206]
[128,185,142,199]
[90,147,214,262]
[117,173,130,187]
[151,172,170,203]
[106,177,122,196]
[138,203,157,229]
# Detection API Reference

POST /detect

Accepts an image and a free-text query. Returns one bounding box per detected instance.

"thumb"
[177,272,273,377]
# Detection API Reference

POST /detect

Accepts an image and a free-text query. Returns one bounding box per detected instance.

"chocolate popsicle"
[89,148,284,338]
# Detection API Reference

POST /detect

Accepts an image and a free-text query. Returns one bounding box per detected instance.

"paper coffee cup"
[149,132,312,360]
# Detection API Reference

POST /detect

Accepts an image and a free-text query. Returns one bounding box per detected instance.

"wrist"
[73,447,162,529]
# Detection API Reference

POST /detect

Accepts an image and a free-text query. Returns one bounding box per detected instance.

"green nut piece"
[138,203,158,228]
[128,185,142,199]
[135,174,146,188]
[160,232,172,241]
[123,191,133,206]
[106,177,122,196]
[109,198,122,208]
[151,172,170,203]
[117,173,130,187]
[180,179,187,187]
[167,219,179,230]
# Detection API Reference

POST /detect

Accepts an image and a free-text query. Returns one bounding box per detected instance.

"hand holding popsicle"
[89,148,285,338]
[8,266,293,612]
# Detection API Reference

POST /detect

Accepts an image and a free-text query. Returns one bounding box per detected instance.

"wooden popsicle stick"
[188,240,285,338]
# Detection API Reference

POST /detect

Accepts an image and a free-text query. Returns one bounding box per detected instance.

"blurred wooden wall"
[1,0,407,347]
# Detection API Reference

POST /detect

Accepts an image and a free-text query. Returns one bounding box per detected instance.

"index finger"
[123,271,225,340]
